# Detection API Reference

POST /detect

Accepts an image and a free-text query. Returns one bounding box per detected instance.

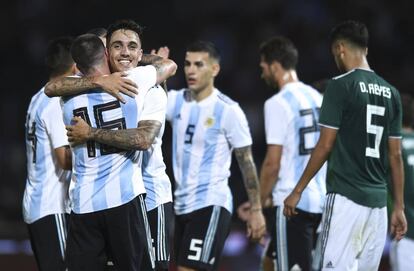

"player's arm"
[140,54,177,85]
[260,144,282,206]
[44,73,138,103]
[66,117,161,151]
[283,126,337,217]
[234,145,266,241]
[54,146,72,170]
[388,137,407,240]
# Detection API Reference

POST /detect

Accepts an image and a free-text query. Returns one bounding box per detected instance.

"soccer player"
[23,37,74,271]
[59,32,176,270]
[284,20,407,270]
[390,93,414,271]
[166,41,266,271]
[258,36,326,271]
[46,20,176,271]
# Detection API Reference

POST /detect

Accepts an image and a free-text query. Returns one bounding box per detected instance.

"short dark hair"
[259,36,298,70]
[186,41,221,63]
[401,93,414,128]
[86,27,107,38]
[330,20,369,48]
[71,34,106,75]
[106,19,143,47]
[45,36,74,77]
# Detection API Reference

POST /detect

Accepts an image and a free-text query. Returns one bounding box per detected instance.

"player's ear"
[212,62,220,77]
[137,48,143,63]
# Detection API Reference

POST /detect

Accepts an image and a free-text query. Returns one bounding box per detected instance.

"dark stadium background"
[1,0,413,270]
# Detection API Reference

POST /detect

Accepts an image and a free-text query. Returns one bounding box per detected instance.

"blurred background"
[1,0,413,270]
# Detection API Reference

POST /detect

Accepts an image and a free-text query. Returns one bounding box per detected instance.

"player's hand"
[247,208,266,242]
[283,191,301,218]
[390,207,407,241]
[95,72,138,103]
[150,46,170,59]
[66,117,92,146]
[237,201,251,222]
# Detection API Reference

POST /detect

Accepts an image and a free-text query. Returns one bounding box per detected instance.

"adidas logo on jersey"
[326,261,334,268]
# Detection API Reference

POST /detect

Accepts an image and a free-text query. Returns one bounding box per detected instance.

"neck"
[345,53,370,72]
[191,84,214,102]
[85,62,111,77]
[278,70,298,89]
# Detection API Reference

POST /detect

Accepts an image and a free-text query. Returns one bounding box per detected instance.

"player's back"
[23,87,70,224]
[320,68,402,208]
[267,82,326,213]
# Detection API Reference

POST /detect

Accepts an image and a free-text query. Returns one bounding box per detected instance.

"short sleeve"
[44,98,69,149]
[127,65,157,95]
[223,104,252,148]
[264,98,289,145]
[140,86,167,123]
[389,89,402,138]
[319,79,346,129]
[166,90,177,122]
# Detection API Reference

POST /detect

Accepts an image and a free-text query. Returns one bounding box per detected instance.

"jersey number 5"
[365,104,385,158]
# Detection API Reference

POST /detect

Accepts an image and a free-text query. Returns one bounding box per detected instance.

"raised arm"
[140,54,177,85]
[234,145,266,241]
[388,137,407,241]
[66,117,161,151]
[44,72,138,103]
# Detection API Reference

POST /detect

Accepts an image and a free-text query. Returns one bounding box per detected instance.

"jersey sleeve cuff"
[318,123,339,130]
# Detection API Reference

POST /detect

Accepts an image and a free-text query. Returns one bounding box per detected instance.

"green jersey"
[319,68,402,208]
[402,130,414,239]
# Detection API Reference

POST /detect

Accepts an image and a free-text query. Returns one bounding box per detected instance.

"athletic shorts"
[265,206,321,271]
[142,202,173,270]
[27,213,68,271]
[174,205,231,271]
[313,193,387,271]
[390,236,414,271]
[66,194,154,271]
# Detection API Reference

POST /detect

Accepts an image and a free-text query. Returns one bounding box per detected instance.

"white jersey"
[23,87,71,224]
[62,65,166,214]
[142,85,172,211]
[167,88,252,215]
[265,82,326,213]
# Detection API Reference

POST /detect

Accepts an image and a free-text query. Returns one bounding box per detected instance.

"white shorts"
[313,193,387,271]
[390,237,414,271]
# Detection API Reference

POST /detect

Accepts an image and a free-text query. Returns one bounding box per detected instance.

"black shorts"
[66,194,153,271]
[266,206,321,271]
[141,202,173,271]
[174,205,231,271]
[27,213,68,271]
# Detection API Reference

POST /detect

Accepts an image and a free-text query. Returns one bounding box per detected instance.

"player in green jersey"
[283,20,407,270]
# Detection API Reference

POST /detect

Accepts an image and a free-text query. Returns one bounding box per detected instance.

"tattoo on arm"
[140,54,163,65]
[90,120,161,150]
[45,77,96,97]
[234,146,261,207]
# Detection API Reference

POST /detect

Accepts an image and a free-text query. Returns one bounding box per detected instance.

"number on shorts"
[187,238,203,261]
[365,104,385,158]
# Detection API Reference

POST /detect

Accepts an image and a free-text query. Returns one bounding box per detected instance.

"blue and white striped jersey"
[265,82,326,213]
[166,88,252,215]
[142,85,172,211]
[23,87,71,224]
[62,65,166,214]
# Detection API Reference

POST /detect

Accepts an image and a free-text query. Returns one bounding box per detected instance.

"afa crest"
[204,117,215,127]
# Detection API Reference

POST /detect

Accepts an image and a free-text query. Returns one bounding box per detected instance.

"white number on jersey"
[365,104,385,158]
[187,238,203,261]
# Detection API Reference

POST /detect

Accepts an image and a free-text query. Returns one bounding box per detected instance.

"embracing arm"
[54,146,72,170]
[66,117,161,151]
[140,54,177,85]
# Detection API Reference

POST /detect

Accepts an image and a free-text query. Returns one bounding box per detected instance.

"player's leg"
[27,213,68,271]
[356,206,387,271]
[286,209,322,271]
[66,211,107,271]
[144,202,174,271]
[313,193,364,271]
[105,194,154,271]
[176,205,231,271]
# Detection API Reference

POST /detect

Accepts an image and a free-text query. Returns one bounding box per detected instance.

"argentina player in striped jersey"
[46,20,176,271]
[47,30,176,270]
[166,41,266,271]
[23,37,75,271]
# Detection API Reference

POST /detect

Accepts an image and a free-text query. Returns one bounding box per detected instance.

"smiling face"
[184,51,219,94]
[107,29,142,72]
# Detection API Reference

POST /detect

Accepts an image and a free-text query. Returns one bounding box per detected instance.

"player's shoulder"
[168,88,193,102]
[215,89,238,106]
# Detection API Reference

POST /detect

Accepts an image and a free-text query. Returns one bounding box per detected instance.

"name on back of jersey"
[359,82,391,99]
